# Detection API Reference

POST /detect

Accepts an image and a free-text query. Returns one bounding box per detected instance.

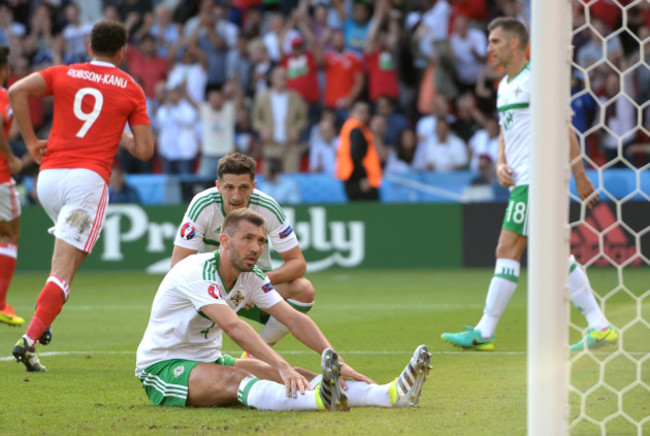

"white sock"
[567,255,609,330]
[260,299,313,345]
[346,381,391,407]
[259,317,289,345]
[475,259,520,338]
[237,376,318,411]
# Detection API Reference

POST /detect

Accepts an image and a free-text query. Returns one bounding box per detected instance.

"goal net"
[568,1,649,434]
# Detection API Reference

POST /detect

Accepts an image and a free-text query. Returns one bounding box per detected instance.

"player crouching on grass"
[136,208,432,410]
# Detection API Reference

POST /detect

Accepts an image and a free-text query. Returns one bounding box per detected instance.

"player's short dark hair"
[217,152,257,181]
[222,208,266,236]
[91,21,127,56]
[488,17,529,49]
[0,45,10,69]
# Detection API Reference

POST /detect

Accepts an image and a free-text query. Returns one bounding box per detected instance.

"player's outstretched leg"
[390,344,432,407]
[317,348,349,411]
[441,326,495,351]
[12,337,46,372]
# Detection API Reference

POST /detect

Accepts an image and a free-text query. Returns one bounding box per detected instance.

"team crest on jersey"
[230,290,245,306]
[208,284,222,300]
[262,283,274,294]
[173,365,185,377]
[180,222,196,240]
[279,226,293,239]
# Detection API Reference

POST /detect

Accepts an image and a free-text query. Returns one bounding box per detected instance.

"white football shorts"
[0,179,20,222]
[37,168,108,253]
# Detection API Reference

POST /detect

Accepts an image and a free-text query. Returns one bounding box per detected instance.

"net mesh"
[569,1,649,434]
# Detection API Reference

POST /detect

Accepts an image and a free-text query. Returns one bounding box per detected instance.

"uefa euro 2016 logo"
[180,222,196,240]
[208,284,221,300]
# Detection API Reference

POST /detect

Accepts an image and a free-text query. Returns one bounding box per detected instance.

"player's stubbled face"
[487,26,511,68]
[217,174,256,214]
[229,221,267,272]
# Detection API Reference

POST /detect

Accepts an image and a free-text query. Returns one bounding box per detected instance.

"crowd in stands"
[4,0,650,205]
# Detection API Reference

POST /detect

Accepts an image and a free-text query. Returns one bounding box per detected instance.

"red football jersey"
[39,61,150,183]
[0,87,14,184]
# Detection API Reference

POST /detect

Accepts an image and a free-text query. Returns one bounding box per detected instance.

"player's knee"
[289,278,315,303]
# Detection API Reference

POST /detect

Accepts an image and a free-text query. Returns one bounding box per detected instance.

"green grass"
[1,268,648,435]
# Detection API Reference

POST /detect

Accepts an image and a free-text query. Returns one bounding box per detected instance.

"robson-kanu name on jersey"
[66,68,128,88]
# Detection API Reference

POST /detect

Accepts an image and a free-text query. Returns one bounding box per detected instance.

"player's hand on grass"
[496,163,514,188]
[575,174,599,209]
[338,361,375,389]
[26,138,47,164]
[278,365,312,398]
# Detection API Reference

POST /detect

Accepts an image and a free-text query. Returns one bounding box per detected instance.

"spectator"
[0,4,26,46]
[283,8,321,124]
[125,34,168,100]
[363,0,400,105]
[336,101,382,201]
[468,116,499,173]
[252,66,307,173]
[227,32,253,91]
[147,4,180,59]
[422,118,468,171]
[416,94,453,152]
[109,167,141,204]
[234,104,258,156]
[259,158,301,204]
[23,4,55,60]
[263,12,298,62]
[375,96,409,149]
[319,28,364,121]
[451,92,487,143]
[450,14,487,94]
[281,31,320,123]
[600,71,636,165]
[188,1,238,88]
[197,86,236,177]
[369,112,389,162]
[384,127,421,173]
[166,41,208,105]
[576,19,623,72]
[156,85,200,175]
[333,0,372,56]
[308,117,339,175]
[248,37,274,96]
[118,0,154,40]
[61,3,93,64]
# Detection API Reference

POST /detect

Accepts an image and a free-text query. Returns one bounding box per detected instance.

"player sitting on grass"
[441,17,617,352]
[171,152,315,355]
[136,208,431,410]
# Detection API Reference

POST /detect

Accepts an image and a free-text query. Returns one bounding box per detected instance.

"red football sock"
[0,243,18,310]
[25,276,69,342]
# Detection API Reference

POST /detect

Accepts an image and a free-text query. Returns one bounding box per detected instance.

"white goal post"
[528,0,572,435]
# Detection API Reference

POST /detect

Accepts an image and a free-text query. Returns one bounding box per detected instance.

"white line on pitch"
[3,349,646,362]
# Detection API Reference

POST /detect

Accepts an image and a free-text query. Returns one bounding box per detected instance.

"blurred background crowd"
[3,0,650,204]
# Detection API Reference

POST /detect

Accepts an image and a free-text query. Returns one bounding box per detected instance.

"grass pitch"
[1,268,647,435]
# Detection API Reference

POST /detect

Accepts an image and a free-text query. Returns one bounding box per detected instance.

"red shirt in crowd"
[38,61,150,183]
[323,50,363,108]
[125,47,168,99]
[364,50,399,102]
[282,51,320,104]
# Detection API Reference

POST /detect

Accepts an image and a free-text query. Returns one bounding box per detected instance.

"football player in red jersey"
[9,20,154,371]
[0,45,25,327]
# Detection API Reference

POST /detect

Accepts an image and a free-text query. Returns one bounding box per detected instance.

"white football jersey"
[135,251,283,376]
[497,62,531,187]
[174,187,299,271]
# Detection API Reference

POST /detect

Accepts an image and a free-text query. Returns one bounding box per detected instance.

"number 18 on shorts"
[502,185,529,236]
